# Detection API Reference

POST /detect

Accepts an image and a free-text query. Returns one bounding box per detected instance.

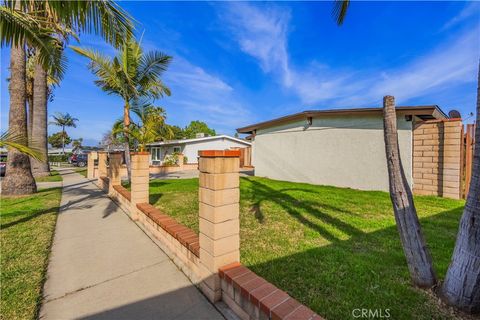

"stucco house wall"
[148,136,250,165]
[253,114,413,191]
[181,138,250,163]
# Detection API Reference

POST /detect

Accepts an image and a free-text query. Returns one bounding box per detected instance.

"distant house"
[237,105,464,199]
[146,135,251,165]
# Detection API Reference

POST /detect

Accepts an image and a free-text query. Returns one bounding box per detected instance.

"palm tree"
[382,96,436,288]
[112,103,173,152]
[333,1,480,312]
[50,112,78,154]
[28,52,59,177]
[441,63,480,313]
[1,38,37,195]
[71,37,172,180]
[0,0,133,195]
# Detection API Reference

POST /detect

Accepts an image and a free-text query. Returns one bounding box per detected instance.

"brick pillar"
[87,151,97,179]
[198,150,240,302]
[131,152,150,220]
[108,152,123,186]
[177,153,184,169]
[97,151,107,181]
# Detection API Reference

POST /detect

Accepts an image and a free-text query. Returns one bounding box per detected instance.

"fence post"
[198,150,240,302]
[97,151,107,187]
[108,152,123,187]
[130,152,150,220]
[177,153,184,169]
[87,151,97,179]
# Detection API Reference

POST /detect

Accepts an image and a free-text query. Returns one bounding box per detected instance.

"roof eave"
[236,105,448,134]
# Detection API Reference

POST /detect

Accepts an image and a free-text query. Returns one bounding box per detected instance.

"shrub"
[48,154,70,162]
[163,154,178,166]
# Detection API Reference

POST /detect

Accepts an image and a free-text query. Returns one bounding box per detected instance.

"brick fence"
[88,150,321,320]
[412,119,463,199]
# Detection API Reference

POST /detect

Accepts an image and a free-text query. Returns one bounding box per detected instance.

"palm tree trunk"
[62,127,65,155]
[383,95,437,288]
[1,43,37,195]
[441,63,480,314]
[31,63,50,177]
[27,91,33,141]
[124,103,131,181]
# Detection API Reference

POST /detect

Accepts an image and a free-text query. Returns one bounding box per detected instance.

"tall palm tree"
[333,1,480,312]
[28,51,59,177]
[0,0,133,195]
[71,37,172,180]
[442,63,480,313]
[2,35,37,195]
[50,112,78,154]
[112,103,173,152]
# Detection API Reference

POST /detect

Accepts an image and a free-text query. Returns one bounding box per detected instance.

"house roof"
[147,134,251,147]
[236,105,448,134]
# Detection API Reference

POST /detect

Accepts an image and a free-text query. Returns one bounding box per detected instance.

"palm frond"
[43,0,135,48]
[332,0,350,26]
[0,130,44,161]
[0,6,66,79]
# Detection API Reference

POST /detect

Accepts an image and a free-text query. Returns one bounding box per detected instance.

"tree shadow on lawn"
[1,188,62,229]
[244,179,364,242]
[245,206,463,320]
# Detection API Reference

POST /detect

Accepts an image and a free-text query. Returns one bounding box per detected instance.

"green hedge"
[48,154,70,162]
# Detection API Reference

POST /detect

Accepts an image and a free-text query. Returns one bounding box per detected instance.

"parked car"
[0,155,6,176]
[74,154,88,167]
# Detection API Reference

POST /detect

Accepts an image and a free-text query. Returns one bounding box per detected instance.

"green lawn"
[34,170,62,182]
[1,188,62,320]
[74,167,87,178]
[148,177,465,320]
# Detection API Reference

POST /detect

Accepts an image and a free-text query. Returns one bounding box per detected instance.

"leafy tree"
[168,125,184,140]
[183,121,216,139]
[72,138,83,151]
[49,112,77,154]
[99,130,124,151]
[71,36,172,180]
[48,131,71,149]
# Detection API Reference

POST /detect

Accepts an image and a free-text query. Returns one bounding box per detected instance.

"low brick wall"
[219,263,321,320]
[90,150,322,320]
[412,119,463,199]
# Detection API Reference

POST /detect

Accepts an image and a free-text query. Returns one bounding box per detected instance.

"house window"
[151,148,161,161]
[173,146,181,154]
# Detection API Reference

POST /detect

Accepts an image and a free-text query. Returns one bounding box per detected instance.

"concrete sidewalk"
[40,168,224,320]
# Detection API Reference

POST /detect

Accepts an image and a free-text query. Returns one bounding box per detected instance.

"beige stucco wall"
[253,114,413,191]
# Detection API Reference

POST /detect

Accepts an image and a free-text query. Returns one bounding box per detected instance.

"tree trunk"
[441,62,480,314]
[383,95,437,288]
[62,127,65,155]
[1,43,37,195]
[27,88,33,141]
[30,63,50,177]
[123,103,131,181]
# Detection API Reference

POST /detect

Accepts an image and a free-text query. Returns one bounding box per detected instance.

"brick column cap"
[131,152,150,155]
[198,150,240,158]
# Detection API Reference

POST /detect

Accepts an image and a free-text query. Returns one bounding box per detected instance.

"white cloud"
[441,2,480,31]
[162,55,254,132]
[219,2,480,108]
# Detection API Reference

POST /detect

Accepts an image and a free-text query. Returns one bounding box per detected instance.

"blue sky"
[1,1,479,146]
